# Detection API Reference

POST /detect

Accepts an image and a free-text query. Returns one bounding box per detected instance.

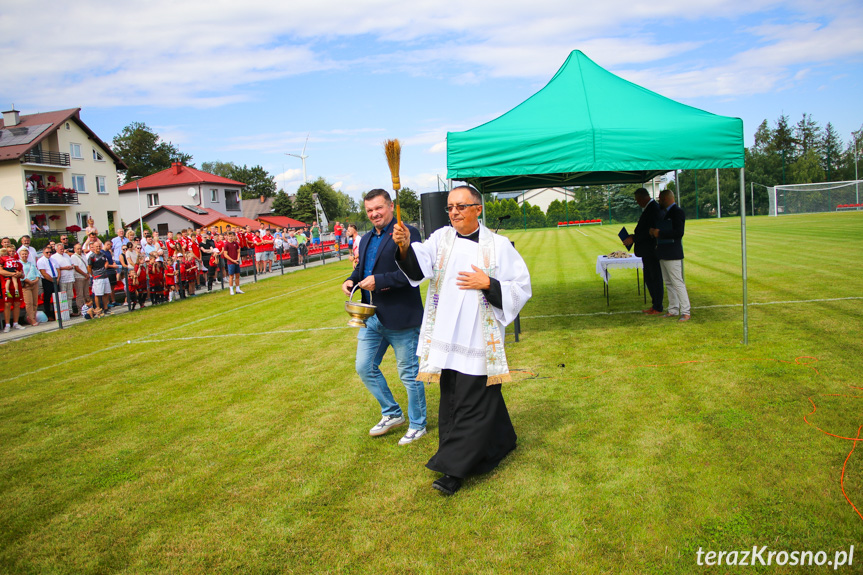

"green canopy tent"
[446,50,751,342]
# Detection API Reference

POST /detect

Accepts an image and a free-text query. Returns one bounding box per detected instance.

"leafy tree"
[397,187,420,222]
[821,123,843,181]
[271,190,295,218]
[293,187,316,223]
[112,122,193,182]
[794,113,822,157]
[200,161,237,179]
[230,165,277,199]
[608,185,642,223]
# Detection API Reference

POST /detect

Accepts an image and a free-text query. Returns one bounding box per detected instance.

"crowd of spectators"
[1,222,357,333]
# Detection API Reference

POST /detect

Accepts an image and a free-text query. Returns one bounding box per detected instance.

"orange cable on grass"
[573,354,861,522]
[840,426,863,522]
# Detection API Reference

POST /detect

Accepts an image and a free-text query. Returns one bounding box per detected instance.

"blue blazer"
[347,220,423,330]
[655,204,686,260]
[633,199,664,259]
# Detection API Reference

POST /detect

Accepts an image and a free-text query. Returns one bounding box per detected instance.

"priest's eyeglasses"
[445,203,480,214]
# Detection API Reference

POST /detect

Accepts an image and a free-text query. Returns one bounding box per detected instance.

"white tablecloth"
[596,255,643,285]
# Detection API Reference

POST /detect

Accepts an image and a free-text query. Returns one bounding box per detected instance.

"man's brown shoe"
[643,308,662,315]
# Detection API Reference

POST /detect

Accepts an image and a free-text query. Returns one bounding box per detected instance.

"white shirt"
[50,253,75,283]
[36,255,57,279]
[70,253,88,278]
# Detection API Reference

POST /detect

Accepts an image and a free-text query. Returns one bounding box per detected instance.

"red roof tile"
[257,215,308,228]
[119,163,246,192]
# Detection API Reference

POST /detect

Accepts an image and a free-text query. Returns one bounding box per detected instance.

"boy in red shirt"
[1,248,22,299]
[1,248,24,331]
[165,231,177,258]
[183,252,197,296]
[261,229,275,273]
[253,230,266,274]
[165,255,178,302]
[222,232,243,295]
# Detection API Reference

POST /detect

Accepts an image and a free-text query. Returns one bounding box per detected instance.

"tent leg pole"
[740,167,748,345]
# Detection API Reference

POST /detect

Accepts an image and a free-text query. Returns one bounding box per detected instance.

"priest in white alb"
[392,185,532,495]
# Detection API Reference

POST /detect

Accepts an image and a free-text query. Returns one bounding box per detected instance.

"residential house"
[126,205,225,235]
[242,195,275,220]
[0,107,126,241]
[118,162,246,231]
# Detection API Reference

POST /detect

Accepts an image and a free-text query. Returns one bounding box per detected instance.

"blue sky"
[2,0,861,200]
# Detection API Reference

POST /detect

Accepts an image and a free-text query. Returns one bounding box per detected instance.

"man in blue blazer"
[342,189,427,445]
[623,187,664,315]
[650,189,691,322]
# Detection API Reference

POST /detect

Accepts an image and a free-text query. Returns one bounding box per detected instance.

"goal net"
[769,181,863,216]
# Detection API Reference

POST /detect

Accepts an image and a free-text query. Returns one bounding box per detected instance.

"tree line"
[111,114,862,228]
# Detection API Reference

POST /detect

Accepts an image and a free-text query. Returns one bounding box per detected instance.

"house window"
[93,148,105,162]
[72,174,87,192]
[210,189,219,202]
[96,176,107,194]
[70,143,83,159]
[225,189,240,211]
[147,193,160,207]
[65,122,71,131]
[77,212,90,228]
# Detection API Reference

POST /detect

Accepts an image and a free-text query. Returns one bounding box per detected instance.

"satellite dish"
[0,196,19,215]
[187,187,197,198]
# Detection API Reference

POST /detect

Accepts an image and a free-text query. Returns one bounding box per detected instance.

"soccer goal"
[769,180,863,216]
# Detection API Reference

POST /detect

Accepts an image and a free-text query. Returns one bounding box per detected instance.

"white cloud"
[1,0,860,108]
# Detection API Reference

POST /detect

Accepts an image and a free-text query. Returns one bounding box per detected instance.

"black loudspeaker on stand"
[420,191,450,240]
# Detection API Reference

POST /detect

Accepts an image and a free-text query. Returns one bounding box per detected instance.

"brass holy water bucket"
[344,285,376,328]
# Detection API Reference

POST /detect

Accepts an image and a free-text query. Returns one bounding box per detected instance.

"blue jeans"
[355,314,426,429]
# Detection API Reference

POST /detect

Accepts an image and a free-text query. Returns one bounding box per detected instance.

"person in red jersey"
[1,247,25,332]
[253,229,266,274]
[0,247,23,300]
[165,256,178,302]
[183,252,197,296]
[165,231,178,258]
[147,254,165,304]
[223,232,243,295]
[261,229,275,273]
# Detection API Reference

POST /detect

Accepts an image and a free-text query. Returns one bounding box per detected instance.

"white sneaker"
[235,287,245,294]
[13,323,25,330]
[398,427,427,445]
[369,415,406,436]
[2,325,9,333]
[229,288,235,295]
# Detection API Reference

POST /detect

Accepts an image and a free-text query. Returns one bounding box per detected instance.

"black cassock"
[399,228,517,479]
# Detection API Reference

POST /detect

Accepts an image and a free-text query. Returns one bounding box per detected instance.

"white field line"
[574,228,588,236]
[3,293,860,384]
[522,296,863,319]
[0,273,347,384]
[156,273,346,336]
[137,325,351,343]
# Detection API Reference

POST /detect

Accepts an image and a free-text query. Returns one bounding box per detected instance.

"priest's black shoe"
[432,475,463,495]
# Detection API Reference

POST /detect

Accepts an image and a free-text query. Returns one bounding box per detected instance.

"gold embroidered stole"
[417,226,511,385]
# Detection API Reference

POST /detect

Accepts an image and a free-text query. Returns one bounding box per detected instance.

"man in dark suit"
[342,189,427,445]
[651,189,691,322]
[623,187,664,315]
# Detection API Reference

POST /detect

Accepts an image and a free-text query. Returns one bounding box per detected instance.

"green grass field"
[2,212,863,574]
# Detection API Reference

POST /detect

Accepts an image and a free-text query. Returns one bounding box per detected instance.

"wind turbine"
[286,133,309,185]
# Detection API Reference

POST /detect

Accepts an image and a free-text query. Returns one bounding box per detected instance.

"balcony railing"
[21,150,71,167]
[25,189,79,205]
